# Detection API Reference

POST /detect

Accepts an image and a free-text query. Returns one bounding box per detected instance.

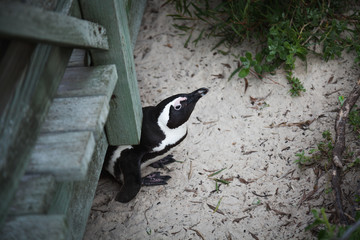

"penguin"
[104,88,209,203]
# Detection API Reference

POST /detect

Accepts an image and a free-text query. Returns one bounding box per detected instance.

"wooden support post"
[80,0,143,145]
[127,0,147,49]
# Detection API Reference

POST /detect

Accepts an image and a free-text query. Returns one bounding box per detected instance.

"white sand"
[84,1,360,239]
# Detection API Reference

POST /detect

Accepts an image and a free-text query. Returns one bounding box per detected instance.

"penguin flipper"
[142,172,171,186]
[149,154,176,168]
[115,150,144,203]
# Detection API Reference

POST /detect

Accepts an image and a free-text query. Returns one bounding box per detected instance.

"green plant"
[295,150,313,165]
[347,158,360,168]
[306,208,360,240]
[295,130,334,165]
[339,95,345,105]
[306,208,336,239]
[317,130,334,162]
[167,0,360,95]
[286,71,306,96]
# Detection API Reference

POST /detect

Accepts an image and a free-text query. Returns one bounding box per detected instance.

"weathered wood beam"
[127,0,147,49]
[0,215,67,240]
[0,2,108,50]
[80,0,143,145]
[40,96,109,140]
[0,0,77,227]
[8,174,56,216]
[67,49,91,67]
[45,132,108,239]
[28,131,96,181]
[56,65,118,101]
[65,132,108,240]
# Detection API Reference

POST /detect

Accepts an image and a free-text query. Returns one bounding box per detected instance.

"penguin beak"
[187,88,209,103]
[197,88,209,97]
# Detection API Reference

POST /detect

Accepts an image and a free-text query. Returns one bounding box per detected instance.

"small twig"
[249,68,285,87]
[189,228,205,240]
[298,179,320,207]
[144,205,153,225]
[303,18,325,45]
[233,216,248,223]
[279,169,295,179]
[243,203,263,212]
[207,202,225,215]
[188,161,193,180]
[91,207,108,213]
[251,191,273,198]
[249,231,259,240]
[265,202,291,218]
[324,88,344,97]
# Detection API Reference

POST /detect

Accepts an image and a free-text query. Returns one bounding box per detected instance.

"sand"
[83,1,360,239]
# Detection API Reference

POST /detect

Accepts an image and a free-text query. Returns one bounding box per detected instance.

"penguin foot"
[149,155,176,168]
[115,182,141,203]
[142,172,171,186]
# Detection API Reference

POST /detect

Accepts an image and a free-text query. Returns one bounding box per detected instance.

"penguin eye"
[174,104,182,110]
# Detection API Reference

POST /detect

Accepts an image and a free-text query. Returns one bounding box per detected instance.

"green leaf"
[266,54,275,62]
[286,54,295,65]
[208,168,226,177]
[240,56,247,63]
[238,68,250,78]
[279,49,287,60]
[245,52,252,60]
[228,66,242,81]
[214,178,230,184]
[254,64,262,73]
[338,95,345,105]
[184,30,193,48]
[255,53,263,63]
[284,41,291,49]
[214,197,223,213]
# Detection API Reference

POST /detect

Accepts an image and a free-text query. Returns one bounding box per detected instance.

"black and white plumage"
[104,88,209,203]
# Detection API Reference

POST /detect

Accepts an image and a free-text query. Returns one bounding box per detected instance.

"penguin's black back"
[139,106,165,150]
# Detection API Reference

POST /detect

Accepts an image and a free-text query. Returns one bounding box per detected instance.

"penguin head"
[156,88,209,129]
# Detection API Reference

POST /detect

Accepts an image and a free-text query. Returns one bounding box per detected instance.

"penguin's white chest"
[152,124,187,152]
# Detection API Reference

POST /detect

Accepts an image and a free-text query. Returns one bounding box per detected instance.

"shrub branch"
[331,78,360,224]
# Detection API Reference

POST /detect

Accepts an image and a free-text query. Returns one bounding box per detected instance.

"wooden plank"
[80,0,143,145]
[8,174,56,216]
[0,215,67,240]
[15,0,59,11]
[40,96,109,140]
[0,2,108,50]
[67,49,90,67]
[127,0,147,49]
[44,132,108,239]
[66,131,108,240]
[0,0,79,227]
[47,182,73,217]
[27,131,95,181]
[56,65,118,101]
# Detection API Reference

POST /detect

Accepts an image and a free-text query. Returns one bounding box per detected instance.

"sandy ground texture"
[84,1,360,239]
